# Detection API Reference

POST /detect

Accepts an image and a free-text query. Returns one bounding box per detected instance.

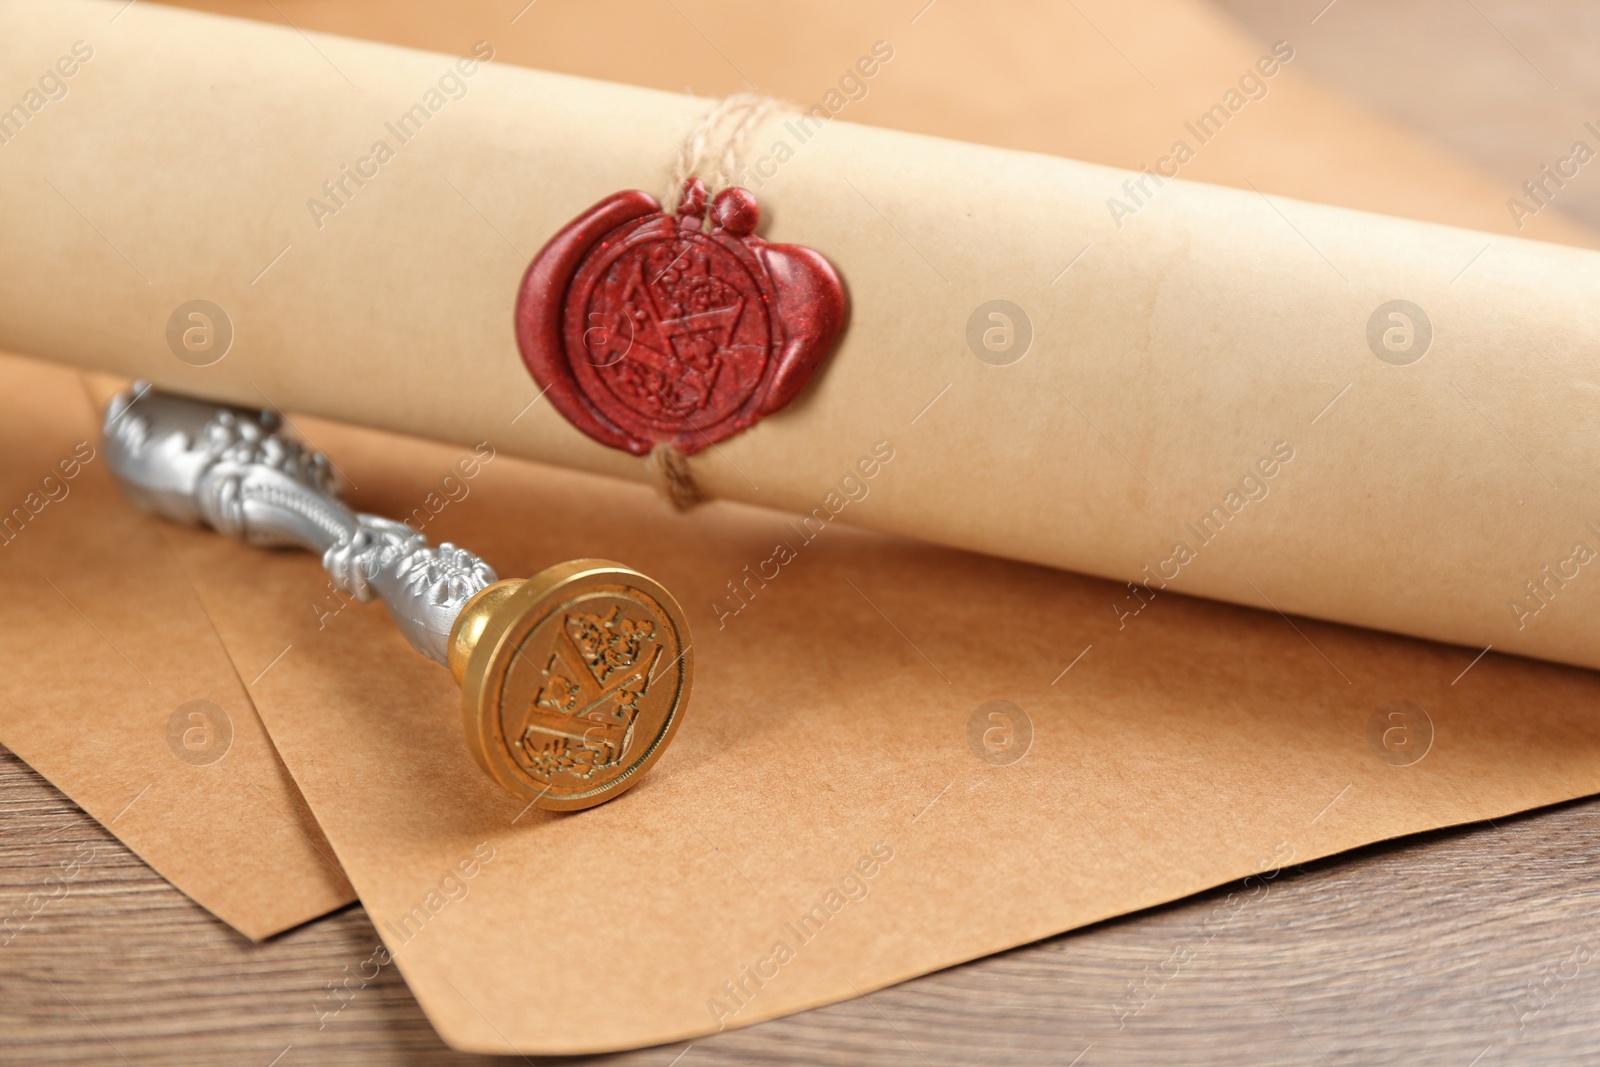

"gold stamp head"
[451,559,691,812]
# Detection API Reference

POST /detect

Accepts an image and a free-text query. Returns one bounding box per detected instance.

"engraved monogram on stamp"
[514,603,662,783]
[480,575,689,810]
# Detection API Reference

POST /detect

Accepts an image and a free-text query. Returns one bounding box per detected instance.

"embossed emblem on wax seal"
[514,178,847,456]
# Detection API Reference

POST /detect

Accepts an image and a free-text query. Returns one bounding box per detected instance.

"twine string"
[648,93,784,509]
[664,93,783,214]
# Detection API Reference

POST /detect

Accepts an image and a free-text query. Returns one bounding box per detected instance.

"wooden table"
[7,2,1600,1063]
[6,743,1600,1065]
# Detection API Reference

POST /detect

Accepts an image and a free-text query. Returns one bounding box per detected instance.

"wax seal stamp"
[102,385,691,811]
[515,177,846,456]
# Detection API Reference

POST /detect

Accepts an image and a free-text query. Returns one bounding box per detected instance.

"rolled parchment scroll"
[5,0,1600,669]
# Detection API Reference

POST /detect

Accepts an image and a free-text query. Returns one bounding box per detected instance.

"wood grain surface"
[6,741,1600,1066]
[7,1,1600,1064]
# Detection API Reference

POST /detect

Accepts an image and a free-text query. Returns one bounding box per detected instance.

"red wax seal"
[515,178,846,456]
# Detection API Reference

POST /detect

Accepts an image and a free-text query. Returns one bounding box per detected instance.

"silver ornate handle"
[102,383,495,665]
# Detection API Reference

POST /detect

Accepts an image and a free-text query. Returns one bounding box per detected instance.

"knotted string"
[664,93,783,214]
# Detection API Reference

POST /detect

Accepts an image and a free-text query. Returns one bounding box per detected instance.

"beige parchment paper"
[4,0,1600,675]
[0,353,353,939]
[125,396,1600,1054]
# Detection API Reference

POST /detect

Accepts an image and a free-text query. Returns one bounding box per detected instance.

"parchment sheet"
[4,0,1600,673]
[135,390,1600,1054]
[0,353,353,940]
